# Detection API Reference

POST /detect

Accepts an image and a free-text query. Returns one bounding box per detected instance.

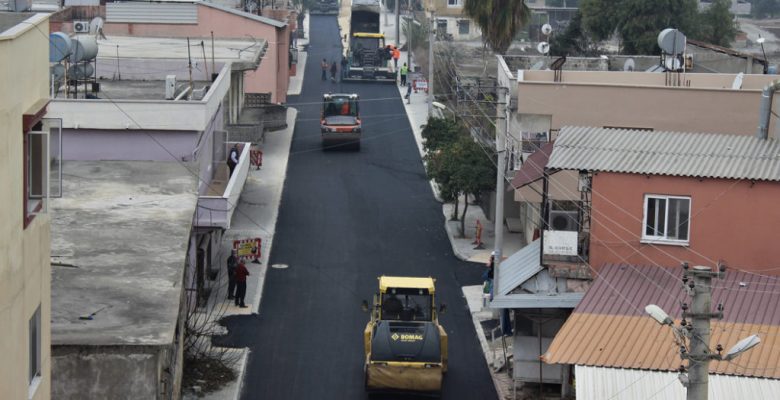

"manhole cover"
[271,263,289,269]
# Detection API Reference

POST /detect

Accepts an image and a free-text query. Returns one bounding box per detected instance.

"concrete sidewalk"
[184,88,300,400]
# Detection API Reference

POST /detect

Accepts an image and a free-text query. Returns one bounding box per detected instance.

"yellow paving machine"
[362,276,448,395]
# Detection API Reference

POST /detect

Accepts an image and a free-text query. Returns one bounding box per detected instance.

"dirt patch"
[182,355,237,397]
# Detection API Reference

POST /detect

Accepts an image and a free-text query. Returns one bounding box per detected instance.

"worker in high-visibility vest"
[400,63,409,87]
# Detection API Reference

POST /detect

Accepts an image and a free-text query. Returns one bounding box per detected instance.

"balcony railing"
[194,143,250,229]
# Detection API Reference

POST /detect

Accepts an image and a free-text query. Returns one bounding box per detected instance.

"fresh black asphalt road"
[220,15,497,399]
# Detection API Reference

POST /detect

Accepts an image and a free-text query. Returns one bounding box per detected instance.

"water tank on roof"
[50,32,72,62]
[50,63,66,84]
[67,63,95,80]
[69,35,99,63]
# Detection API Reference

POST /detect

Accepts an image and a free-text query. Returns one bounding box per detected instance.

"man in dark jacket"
[226,250,238,300]
[234,261,250,308]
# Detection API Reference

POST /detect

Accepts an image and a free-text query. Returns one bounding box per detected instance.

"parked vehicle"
[310,0,339,15]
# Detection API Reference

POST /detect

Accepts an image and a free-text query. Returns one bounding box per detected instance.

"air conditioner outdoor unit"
[73,21,90,33]
[549,210,579,231]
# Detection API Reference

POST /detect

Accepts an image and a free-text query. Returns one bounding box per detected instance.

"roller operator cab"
[321,93,361,150]
[362,276,448,395]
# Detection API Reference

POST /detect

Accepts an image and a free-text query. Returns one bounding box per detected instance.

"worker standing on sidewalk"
[226,250,238,300]
[234,260,249,308]
[392,45,400,69]
[400,63,408,86]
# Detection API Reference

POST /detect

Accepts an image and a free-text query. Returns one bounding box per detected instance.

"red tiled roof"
[544,263,780,378]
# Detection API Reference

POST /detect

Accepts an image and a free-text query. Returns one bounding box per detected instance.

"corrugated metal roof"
[497,239,542,296]
[107,2,198,24]
[546,127,780,181]
[491,292,584,309]
[575,366,780,400]
[545,263,780,379]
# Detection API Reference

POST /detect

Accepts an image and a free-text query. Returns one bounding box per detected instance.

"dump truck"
[321,93,361,150]
[344,0,395,82]
[310,0,339,15]
[362,276,448,395]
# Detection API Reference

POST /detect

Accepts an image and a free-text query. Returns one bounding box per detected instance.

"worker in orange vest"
[392,45,400,69]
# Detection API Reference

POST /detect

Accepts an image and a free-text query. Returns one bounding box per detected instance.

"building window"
[29,305,42,387]
[447,0,462,6]
[643,195,691,243]
[458,19,469,35]
[23,118,62,228]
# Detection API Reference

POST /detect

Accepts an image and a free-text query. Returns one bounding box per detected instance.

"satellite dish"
[732,72,744,89]
[658,28,686,55]
[89,17,104,34]
[530,61,544,70]
[541,23,552,36]
[623,58,635,71]
[90,17,107,40]
[537,42,550,55]
[664,57,682,71]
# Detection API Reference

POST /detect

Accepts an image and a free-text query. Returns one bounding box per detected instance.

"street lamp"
[758,35,768,74]
[646,302,760,399]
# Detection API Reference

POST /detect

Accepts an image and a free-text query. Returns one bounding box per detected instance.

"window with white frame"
[29,305,41,385]
[447,0,462,7]
[24,118,62,228]
[643,195,691,243]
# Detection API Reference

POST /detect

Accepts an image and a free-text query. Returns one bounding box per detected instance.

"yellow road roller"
[362,276,448,395]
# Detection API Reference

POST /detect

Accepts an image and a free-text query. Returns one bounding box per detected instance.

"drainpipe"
[757,79,780,139]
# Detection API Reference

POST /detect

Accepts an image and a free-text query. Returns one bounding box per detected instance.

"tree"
[579,0,700,54]
[464,0,530,54]
[423,117,463,220]
[699,0,738,47]
[550,11,598,57]
[448,136,496,236]
[421,117,461,154]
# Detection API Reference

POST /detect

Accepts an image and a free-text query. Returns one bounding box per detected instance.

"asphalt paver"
[219,15,497,399]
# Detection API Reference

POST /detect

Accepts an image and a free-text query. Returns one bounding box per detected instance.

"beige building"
[427,0,482,41]
[0,12,54,400]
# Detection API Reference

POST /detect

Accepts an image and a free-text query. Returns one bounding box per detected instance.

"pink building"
[51,2,295,103]
[543,126,780,275]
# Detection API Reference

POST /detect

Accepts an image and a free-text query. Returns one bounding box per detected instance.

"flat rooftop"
[97,35,265,67]
[0,12,34,34]
[50,161,198,346]
[95,79,212,101]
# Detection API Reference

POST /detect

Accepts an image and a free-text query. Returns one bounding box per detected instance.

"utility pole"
[684,264,724,400]
[395,0,400,47]
[493,85,509,298]
[407,16,412,69]
[427,11,434,116]
[646,264,760,400]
